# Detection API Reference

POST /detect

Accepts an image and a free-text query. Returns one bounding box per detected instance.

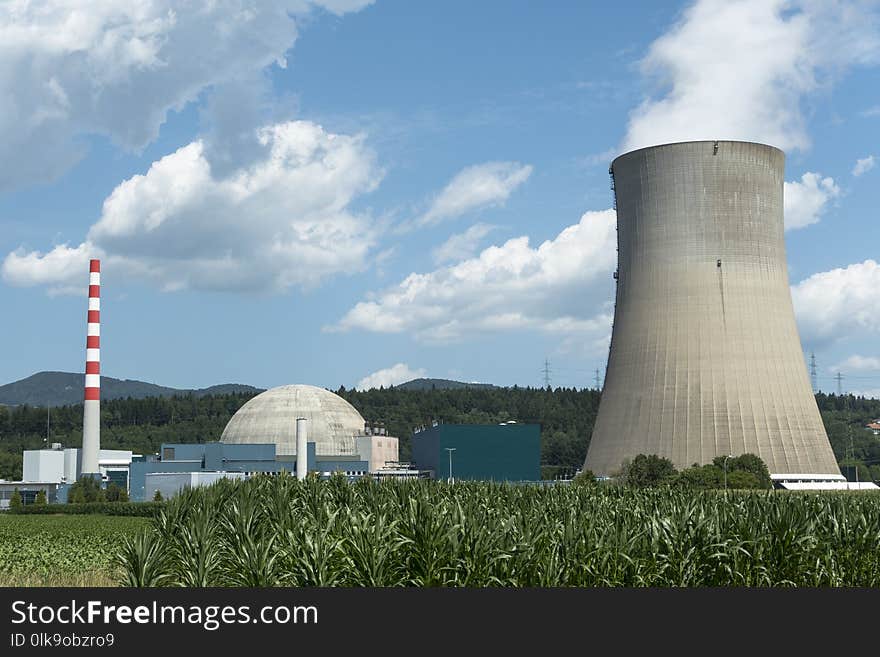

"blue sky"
[1,0,879,395]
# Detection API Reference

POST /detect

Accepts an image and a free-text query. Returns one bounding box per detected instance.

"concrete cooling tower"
[584,140,841,478]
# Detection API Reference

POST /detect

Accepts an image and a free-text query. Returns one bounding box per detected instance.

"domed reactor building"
[221,384,366,456]
[129,384,402,501]
[584,141,842,485]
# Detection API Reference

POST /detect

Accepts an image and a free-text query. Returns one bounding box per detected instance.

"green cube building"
[411,423,540,481]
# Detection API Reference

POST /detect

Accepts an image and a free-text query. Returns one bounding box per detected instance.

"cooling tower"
[584,141,840,477]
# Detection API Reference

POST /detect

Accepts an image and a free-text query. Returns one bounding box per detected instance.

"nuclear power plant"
[584,141,843,483]
[0,256,543,508]
[2,140,867,506]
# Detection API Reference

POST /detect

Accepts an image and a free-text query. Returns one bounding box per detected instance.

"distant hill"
[396,378,496,391]
[0,371,261,407]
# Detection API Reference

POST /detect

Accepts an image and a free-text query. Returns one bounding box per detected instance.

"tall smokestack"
[296,417,308,480]
[81,258,101,477]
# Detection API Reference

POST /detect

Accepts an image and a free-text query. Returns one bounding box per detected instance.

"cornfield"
[0,515,148,586]
[118,476,880,587]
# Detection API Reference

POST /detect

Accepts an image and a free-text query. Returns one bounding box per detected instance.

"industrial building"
[127,384,404,500]
[1,383,406,506]
[129,439,373,501]
[22,444,133,488]
[128,384,406,500]
[0,444,135,508]
[585,140,843,485]
[411,422,540,482]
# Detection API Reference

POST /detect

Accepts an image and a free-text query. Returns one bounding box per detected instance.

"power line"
[542,358,552,388]
[817,374,880,381]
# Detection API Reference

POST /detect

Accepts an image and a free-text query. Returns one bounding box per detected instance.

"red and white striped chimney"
[81,258,101,476]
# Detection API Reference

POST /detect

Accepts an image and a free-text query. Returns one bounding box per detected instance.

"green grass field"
[5,481,880,587]
[0,514,148,586]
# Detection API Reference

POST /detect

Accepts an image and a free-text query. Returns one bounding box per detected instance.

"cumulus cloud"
[356,363,427,391]
[852,155,876,176]
[623,0,880,153]
[0,0,373,189]
[1,242,93,295]
[414,162,532,227]
[2,121,383,293]
[783,172,840,230]
[432,223,497,265]
[830,355,880,372]
[333,209,617,344]
[792,259,880,344]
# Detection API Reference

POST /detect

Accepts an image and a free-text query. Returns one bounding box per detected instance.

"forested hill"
[0,371,261,407]
[0,388,877,482]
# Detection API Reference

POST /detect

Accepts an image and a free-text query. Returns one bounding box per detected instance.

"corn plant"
[114,477,880,587]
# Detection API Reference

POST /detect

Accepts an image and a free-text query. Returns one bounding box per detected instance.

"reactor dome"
[220,385,365,456]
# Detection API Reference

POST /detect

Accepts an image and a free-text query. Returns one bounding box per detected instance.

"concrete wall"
[144,472,246,501]
[356,435,400,473]
[130,460,198,501]
[22,450,65,483]
[312,458,369,476]
[63,449,77,483]
[585,141,840,476]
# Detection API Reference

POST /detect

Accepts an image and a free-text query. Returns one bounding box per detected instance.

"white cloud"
[2,121,383,293]
[792,259,880,343]
[783,172,840,230]
[623,0,880,153]
[862,105,880,117]
[432,223,497,265]
[415,162,532,227]
[356,363,427,391]
[0,0,372,189]
[0,242,93,295]
[852,155,876,176]
[333,209,617,344]
[830,355,880,372]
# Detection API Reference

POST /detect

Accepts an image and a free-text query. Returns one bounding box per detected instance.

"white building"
[22,445,135,487]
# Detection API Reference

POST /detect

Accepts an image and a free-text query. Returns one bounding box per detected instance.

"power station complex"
[0,140,868,504]
[1,381,541,506]
[584,141,845,487]
[0,262,540,507]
